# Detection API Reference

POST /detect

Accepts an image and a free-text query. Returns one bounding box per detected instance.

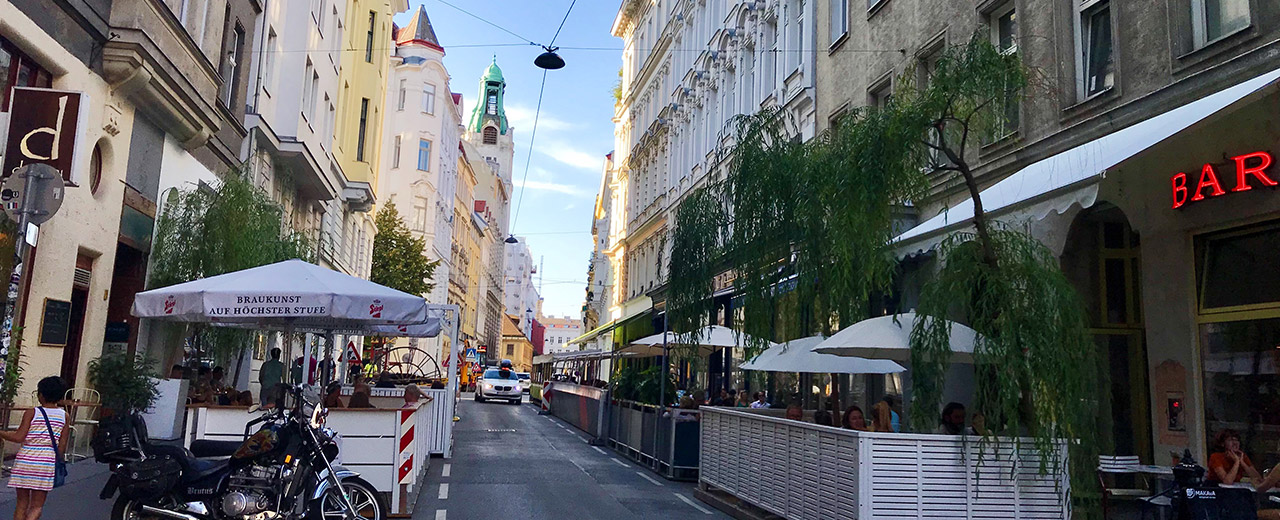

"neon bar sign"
[1171,151,1279,209]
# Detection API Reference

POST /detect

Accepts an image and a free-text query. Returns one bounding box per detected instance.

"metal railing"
[607,399,700,480]
[700,407,1071,520]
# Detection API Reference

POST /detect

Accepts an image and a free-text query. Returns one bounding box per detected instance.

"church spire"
[468,57,508,135]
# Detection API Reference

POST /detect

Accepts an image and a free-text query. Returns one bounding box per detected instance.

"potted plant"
[88,352,160,416]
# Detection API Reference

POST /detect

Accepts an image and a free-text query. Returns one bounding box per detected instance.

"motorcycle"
[94,384,384,520]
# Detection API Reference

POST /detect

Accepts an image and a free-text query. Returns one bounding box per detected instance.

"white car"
[475,368,523,404]
[517,372,531,393]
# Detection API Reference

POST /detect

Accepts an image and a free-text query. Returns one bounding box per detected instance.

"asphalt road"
[411,394,728,520]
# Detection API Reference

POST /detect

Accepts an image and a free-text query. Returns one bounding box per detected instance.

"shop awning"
[565,319,617,348]
[894,66,1280,256]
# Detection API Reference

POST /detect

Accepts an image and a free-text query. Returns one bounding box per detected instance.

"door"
[60,288,89,386]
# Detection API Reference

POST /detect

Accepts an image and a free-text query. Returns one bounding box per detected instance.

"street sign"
[2,163,64,225]
[345,341,361,364]
[464,347,478,362]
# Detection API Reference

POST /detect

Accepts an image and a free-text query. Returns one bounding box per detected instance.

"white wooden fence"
[700,407,1070,520]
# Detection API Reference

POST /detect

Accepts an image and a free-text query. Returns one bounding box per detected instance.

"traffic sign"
[345,341,361,364]
[464,347,478,362]
[3,163,64,225]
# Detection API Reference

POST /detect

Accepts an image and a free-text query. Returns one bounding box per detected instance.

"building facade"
[812,0,1280,468]
[600,0,817,349]
[541,315,584,354]
[503,237,539,337]
[500,313,534,373]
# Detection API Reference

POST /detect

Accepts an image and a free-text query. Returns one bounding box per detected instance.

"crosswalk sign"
[464,347,478,362]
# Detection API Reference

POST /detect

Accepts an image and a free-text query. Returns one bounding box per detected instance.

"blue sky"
[395,1,620,318]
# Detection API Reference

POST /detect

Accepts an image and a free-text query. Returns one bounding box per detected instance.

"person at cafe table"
[1208,429,1280,492]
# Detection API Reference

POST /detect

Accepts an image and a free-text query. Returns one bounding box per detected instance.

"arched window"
[89,143,104,194]
[483,126,498,144]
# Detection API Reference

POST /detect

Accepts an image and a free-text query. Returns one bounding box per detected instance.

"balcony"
[103,0,222,148]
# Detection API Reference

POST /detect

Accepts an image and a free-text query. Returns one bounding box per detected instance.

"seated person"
[374,372,396,389]
[813,410,833,427]
[934,402,966,435]
[1209,429,1280,490]
[871,401,896,433]
[322,382,344,409]
[402,385,432,408]
[785,404,803,422]
[843,405,868,431]
[232,391,254,406]
[190,367,214,404]
[347,386,375,408]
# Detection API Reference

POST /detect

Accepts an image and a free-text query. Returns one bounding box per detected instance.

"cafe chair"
[63,388,101,461]
[1099,455,1162,519]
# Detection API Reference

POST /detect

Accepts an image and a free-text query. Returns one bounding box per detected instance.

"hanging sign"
[1171,151,1278,209]
[3,88,87,180]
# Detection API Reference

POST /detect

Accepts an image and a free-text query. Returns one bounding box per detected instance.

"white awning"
[893,66,1280,256]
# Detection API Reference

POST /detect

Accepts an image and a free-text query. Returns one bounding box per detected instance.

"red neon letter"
[1172,172,1188,209]
[1232,151,1278,192]
[1191,163,1227,201]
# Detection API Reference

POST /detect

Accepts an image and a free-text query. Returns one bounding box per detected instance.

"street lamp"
[534,46,565,70]
[505,234,519,244]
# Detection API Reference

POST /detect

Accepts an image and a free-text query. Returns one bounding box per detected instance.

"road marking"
[441,464,451,478]
[435,510,447,520]
[675,492,713,514]
[592,446,607,455]
[636,471,664,487]
[569,458,589,474]
[610,457,630,468]
[438,483,449,500]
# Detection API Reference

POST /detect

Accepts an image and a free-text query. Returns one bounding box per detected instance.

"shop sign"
[3,87,87,180]
[1171,151,1278,209]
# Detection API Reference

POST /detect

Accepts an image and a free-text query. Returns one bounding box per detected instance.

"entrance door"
[60,288,89,386]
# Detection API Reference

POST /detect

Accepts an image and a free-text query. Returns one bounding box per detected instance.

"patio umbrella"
[812,312,977,363]
[133,259,431,329]
[740,335,906,375]
[618,325,773,357]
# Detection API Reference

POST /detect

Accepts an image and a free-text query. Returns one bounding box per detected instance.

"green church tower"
[468,57,508,135]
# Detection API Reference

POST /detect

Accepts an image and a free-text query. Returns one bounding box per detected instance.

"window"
[483,126,498,144]
[412,203,427,231]
[324,96,334,149]
[0,38,53,111]
[422,83,436,114]
[506,344,514,356]
[1078,0,1114,98]
[308,68,319,121]
[397,79,406,111]
[89,144,103,194]
[486,92,497,115]
[301,59,315,120]
[262,28,277,94]
[988,2,1020,139]
[1193,0,1250,46]
[356,98,369,161]
[417,139,431,171]
[392,135,402,168]
[365,11,375,63]
[868,79,892,109]
[829,0,848,46]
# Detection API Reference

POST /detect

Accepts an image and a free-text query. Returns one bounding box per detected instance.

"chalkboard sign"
[39,298,72,347]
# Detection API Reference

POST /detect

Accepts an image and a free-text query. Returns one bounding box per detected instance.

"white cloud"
[514,179,589,197]
[506,104,573,132]
[539,141,603,170]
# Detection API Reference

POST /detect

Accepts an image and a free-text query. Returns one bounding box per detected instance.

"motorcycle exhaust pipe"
[139,505,199,520]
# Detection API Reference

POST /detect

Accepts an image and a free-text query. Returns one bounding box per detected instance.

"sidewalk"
[0,458,114,519]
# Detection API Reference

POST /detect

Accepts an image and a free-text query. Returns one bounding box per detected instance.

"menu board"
[39,298,72,347]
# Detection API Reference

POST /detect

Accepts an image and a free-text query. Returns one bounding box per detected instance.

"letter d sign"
[3,88,83,180]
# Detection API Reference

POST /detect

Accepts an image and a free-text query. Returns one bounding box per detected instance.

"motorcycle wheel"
[309,477,386,520]
[111,496,182,520]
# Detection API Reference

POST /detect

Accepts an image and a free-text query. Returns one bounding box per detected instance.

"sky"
[394,1,620,319]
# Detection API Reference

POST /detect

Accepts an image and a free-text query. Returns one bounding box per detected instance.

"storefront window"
[0,38,53,111]
[1199,221,1280,468]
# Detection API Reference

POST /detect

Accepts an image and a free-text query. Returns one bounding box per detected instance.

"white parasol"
[740,335,905,374]
[813,312,978,363]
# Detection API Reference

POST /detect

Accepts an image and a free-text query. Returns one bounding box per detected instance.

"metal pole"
[0,166,40,399]
[441,304,461,458]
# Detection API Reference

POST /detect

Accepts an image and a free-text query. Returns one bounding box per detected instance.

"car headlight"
[483,383,494,389]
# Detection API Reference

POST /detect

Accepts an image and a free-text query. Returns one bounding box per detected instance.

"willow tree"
[897,36,1099,488]
[150,170,312,365]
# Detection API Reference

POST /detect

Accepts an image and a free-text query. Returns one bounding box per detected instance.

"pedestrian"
[749,392,769,409]
[934,402,966,435]
[1,376,69,520]
[258,348,285,403]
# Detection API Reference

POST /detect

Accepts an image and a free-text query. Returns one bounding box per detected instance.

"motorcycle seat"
[190,439,242,458]
[146,444,228,482]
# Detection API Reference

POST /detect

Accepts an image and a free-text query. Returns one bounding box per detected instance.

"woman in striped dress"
[1,376,68,520]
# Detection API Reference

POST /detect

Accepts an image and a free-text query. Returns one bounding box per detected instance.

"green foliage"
[150,168,312,362]
[88,352,160,414]
[612,67,624,103]
[1,327,26,406]
[612,362,675,406]
[371,203,438,296]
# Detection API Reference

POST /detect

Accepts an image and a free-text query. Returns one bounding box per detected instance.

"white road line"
[435,509,447,520]
[438,483,449,500]
[441,464,451,478]
[592,446,607,455]
[675,492,713,514]
[577,435,589,443]
[569,458,589,474]
[635,471,664,487]
[610,457,630,468]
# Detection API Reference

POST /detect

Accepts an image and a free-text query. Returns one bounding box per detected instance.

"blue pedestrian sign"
[464,347,478,363]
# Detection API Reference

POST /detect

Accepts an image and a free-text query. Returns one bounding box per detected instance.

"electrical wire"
[508,68,548,234]
[548,0,577,48]
[436,0,538,46]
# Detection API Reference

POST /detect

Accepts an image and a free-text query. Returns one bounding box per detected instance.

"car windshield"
[483,369,518,380]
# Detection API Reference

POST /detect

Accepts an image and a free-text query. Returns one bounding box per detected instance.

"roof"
[395,5,442,50]
[501,313,526,339]
[481,57,503,83]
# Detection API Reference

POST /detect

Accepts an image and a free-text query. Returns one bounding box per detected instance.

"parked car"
[475,367,522,404]
[516,372,531,393]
